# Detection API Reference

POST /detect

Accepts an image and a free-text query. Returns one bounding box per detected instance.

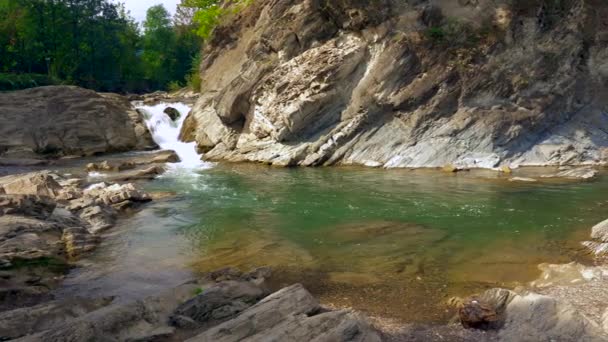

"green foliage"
[1,0,202,93]
[426,27,445,41]
[0,73,59,91]
[193,287,204,296]
[183,0,253,40]
[186,53,202,91]
[168,80,183,92]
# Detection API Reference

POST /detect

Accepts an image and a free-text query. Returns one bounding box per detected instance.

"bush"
[186,53,202,91]
[167,80,184,92]
[0,73,60,91]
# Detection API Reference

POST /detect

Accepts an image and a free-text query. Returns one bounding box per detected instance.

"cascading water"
[136,102,210,170]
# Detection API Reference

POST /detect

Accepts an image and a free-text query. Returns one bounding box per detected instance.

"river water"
[53,102,607,323]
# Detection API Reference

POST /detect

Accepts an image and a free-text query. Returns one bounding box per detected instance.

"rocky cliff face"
[181,0,608,168]
[0,86,157,158]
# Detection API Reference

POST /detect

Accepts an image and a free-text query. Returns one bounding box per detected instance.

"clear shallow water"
[56,164,606,323]
[49,102,608,323]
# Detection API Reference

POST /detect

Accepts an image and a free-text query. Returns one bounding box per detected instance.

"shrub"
[0,73,60,91]
[168,80,184,92]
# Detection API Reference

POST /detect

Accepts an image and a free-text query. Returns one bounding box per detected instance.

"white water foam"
[135,102,212,172]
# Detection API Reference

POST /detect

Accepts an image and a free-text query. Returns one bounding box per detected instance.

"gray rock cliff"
[181,0,608,168]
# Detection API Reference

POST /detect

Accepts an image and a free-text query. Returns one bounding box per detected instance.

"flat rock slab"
[187,284,381,342]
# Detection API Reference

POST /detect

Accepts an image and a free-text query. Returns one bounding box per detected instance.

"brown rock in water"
[459,298,500,330]
[86,160,136,172]
[0,86,156,158]
[85,151,180,173]
[164,107,181,121]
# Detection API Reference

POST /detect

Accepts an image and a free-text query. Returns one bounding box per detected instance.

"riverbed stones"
[0,86,157,158]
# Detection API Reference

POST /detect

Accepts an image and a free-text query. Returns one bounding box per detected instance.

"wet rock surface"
[181,0,608,169]
[0,86,157,159]
[0,170,153,311]
[3,267,382,342]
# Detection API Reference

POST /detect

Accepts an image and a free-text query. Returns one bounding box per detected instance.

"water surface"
[56,164,607,323]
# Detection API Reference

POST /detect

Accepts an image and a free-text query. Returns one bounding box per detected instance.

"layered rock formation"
[0,171,154,310]
[0,86,157,159]
[4,268,381,342]
[181,0,608,169]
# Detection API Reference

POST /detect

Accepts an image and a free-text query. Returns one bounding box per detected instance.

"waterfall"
[136,102,210,170]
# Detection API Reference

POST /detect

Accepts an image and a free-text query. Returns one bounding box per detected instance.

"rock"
[16,282,199,342]
[0,195,56,219]
[0,158,49,167]
[591,219,608,243]
[62,227,100,258]
[77,205,116,234]
[147,150,180,163]
[105,165,166,182]
[180,0,608,169]
[83,182,151,208]
[459,288,513,330]
[86,160,136,172]
[461,288,606,341]
[0,172,62,198]
[85,151,179,174]
[442,164,459,173]
[582,219,608,256]
[0,86,157,158]
[509,177,537,183]
[164,107,181,121]
[0,297,112,340]
[0,215,64,266]
[499,166,513,174]
[541,167,599,180]
[187,284,381,342]
[170,280,270,328]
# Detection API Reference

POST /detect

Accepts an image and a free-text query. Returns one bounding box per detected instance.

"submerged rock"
[541,167,599,180]
[0,86,157,158]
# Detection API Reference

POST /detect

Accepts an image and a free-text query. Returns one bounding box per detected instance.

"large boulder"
[181,0,608,169]
[0,86,157,158]
[459,288,606,341]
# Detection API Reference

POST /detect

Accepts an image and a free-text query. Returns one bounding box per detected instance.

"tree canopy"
[0,0,201,93]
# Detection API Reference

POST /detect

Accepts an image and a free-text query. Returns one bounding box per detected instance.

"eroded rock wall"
[182,0,608,168]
